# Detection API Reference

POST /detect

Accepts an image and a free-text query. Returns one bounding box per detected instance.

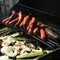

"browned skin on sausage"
[28,25,33,35]
[33,22,40,34]
[40,28,46,40]
[2,11,17,25]
[19,15,30,27]
[27,17,37,35]
[5,20,10,25]
[2,17,10,24]
[27,17,36,31]
[18,12,23,23]
[33,27,39,34]
[8,17,19,25]
[9,11,23,25]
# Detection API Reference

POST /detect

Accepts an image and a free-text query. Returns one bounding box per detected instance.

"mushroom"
[26,43,35,49]
[1,46,17,57]
[6,50,17,57]
[2,36,16,46]
[0,55,12,60]
[20,49,27,55]
[20,45,31,54]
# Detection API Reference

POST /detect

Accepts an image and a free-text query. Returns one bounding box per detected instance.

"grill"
[0,0,60,60]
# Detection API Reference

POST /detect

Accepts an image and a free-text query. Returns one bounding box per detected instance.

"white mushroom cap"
[6,50,17,57]
[21,45,31,52]
[1,46,9,54]
[0,55,12,60]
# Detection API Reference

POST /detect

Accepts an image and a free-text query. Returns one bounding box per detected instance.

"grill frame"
[0,1,60,60]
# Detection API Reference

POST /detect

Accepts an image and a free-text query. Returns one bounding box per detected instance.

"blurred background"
[0,0,19,20]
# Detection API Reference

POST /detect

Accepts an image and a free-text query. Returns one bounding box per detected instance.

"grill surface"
[0,1,60,60]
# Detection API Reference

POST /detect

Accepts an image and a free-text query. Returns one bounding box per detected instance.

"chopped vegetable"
[0,28,53,60]
[16,52,43,59]
[0,27,11,33]
[0,55,12,60]
[12,37,28,41]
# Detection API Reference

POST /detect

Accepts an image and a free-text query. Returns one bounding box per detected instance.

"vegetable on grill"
[16,51,43,59]
[0,28,53,60]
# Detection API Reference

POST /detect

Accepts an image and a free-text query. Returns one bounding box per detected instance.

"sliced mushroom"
[0,55,12,60]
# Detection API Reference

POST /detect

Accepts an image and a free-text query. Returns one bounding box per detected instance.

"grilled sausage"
[28,25,33,35]
[2,17,10,24]
[19,15,30,27]
[33,27,39,34]
[8,17,19,25]
[27,17,36,30]
[2,11,16,25]
[28,17,36,26]
[40,28,46,40]
[5,20,10,25]
[9,11,22,25]
[19,11,23,23]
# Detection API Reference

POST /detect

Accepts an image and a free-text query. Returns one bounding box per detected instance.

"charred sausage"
[2,11,16,25]
[2,17,10,24]
[19,15,30,27]
[28,25,33,35]
[33,27,39,34]
[40,28,46,40]
[9,11,23,25]
[8,17,19,25]
[27,17,36,30]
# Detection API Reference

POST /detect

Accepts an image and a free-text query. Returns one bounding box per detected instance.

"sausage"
[40,28,46,40]
[27,25,30,31]
[19,11,23,22]
[19,15,30,27]
[32,22,40,34]
[8,17,19,25]
[28,17,36,26]
[28,25,33,35]
[27,17,35,35]
[2,17,10,24]
[33,27,39,34]
[2,10,16,25]
[27,17,36,30]
[5,20,10,25]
